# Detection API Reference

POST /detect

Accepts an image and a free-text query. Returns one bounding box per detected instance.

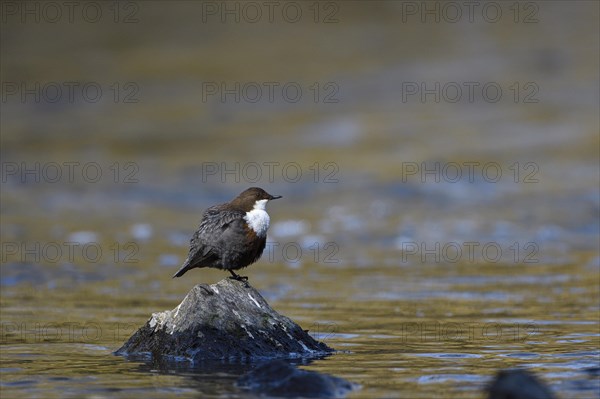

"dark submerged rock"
[487,369,556,399]
[115,279,332,362]
[237,359,357,398]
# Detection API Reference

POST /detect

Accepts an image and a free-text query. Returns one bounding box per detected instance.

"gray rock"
[115,279,332,362]
[237,359,357,398]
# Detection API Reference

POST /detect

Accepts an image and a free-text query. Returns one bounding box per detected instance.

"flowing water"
[1,2,599,398]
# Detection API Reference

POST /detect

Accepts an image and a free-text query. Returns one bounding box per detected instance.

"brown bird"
[172,187,281,281]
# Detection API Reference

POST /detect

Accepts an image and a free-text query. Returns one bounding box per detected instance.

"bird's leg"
[229,270,248,282]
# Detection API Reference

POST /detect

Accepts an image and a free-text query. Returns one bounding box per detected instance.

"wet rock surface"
[115,279,332,362]
[237,359,357,398]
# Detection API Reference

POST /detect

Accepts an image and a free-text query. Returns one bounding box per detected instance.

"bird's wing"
[183,206,246,268]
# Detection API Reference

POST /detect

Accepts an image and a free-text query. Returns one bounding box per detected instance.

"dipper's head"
[231,187,282,212]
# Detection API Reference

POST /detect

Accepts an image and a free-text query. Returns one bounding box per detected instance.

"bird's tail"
[172,259,193,278]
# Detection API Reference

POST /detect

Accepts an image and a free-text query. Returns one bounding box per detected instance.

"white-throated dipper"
[172,187,282,281]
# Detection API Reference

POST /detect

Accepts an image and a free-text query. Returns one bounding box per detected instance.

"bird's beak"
[269,195,282,200]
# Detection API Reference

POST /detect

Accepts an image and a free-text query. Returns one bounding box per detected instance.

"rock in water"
[487,369,556,399]
[237,360,357,398]
[115,279,333,362]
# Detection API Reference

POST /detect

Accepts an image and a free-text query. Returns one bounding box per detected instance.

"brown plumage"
[172,187,281,281]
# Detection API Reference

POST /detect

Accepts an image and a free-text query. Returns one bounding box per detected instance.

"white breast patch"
[244,199,270,237]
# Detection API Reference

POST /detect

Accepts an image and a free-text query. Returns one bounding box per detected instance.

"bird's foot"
[228,270,249,282]
[228,275,249,282]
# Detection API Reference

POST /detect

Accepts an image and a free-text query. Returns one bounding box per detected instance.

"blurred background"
[1,1,599,398]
